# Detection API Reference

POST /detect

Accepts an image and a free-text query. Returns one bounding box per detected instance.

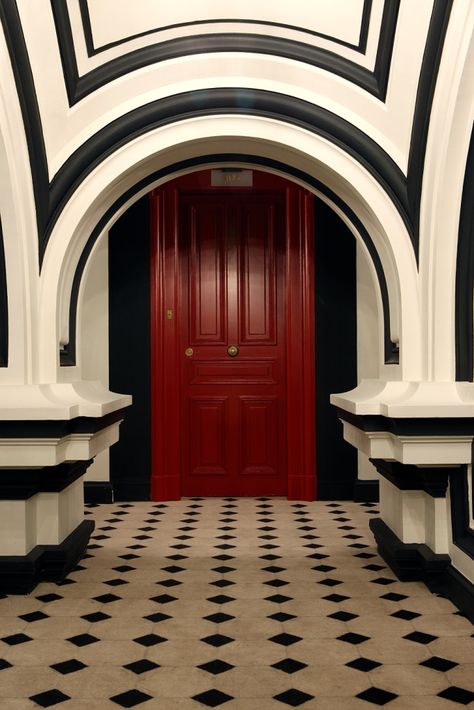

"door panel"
[180,190,286,496]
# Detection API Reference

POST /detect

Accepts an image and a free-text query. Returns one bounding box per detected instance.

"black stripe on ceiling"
[455,126,474,382]
[407,0,453,266]
[52,0,396,104]
[0,219,8,367]
[78,0,373,55]
[0,1,49,251]
[46,87,411,263]
[60,153,399,368]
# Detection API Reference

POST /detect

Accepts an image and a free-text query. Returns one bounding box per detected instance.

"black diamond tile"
[119,554,140,560]
[346,657,382,672]
[312,565,335,572]
[201,634,234,647]
[273,688,314,706]
[264,579,289,587]
[123,659,160,674]
[198,659,235,675]
[157,578,182,587]
[318,578,342,587]
[323,594,350,603]
[269,633,302,646]
[127,545,146,550]
[0,659,12,670]
[133,535,151,540]
[371,577,396,585]
[211,566,236,574]
[113,565,136,573]
[403,631,438,644]
[50,659,87,674]
[348,543,368,548]
[144,612,172,623]
[110,689,153,707]
[19,611,49,622]
[354,552,376,559]
[438,686,474,704]
[363,564,386,571]
[133,633,167,647]
[265,594,293,604]
[420,656,458,672]
[192,689,234,707]
[211,579,235,588]
[328,611,358,621]
[391,609,421,621]
[380,592,408,602]
[212,554,235,561]
[104,578,129,587]
[356,687,398,705]
[262,566,286,573]
[260,544,279,549]
[36,593,63,603]
[1,633,32,645]
[29,689,71,707]
[272,658,308,674]
[268,612,297,622]
[162,565,186,573]
[91,534,110,540]
[307,553,329,559]
[207,595,235,605]
[81,611,111,623]
[67,633,99,647]
[259,554,281,560]
[167,554,188,560]
[150,594,177,604]
[337,632,370,645]
[93,593,121,603]
[203,613,235,624]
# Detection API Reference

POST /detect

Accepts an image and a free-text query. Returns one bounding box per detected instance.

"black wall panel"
[315,200,358,499]
[109,197,151,500]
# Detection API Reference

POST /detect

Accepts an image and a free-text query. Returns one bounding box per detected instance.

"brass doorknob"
[227,345,239,357]
[185,347,194,357]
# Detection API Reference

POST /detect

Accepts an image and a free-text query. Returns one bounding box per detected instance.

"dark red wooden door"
[150,169,316,501]
[179,192,287,496]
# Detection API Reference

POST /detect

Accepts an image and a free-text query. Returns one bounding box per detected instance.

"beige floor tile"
[138,666,211,696]
[0,666,59,697]
[56,666,133,698]
[429,636,474,664]
[412,613,473,637]
[368,664,449,695]
[296,664,370,696]
[446,663,474,691]
[212,666,290,697]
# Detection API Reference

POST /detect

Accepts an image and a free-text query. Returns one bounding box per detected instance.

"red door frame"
[150,170,316,501]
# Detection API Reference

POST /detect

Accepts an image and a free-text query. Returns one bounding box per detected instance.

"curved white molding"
[37,115,419,387]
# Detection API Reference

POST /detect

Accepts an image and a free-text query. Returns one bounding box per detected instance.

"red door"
[150,170,316,500]
[179,191,287,496]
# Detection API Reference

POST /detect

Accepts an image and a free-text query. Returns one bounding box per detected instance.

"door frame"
[150,169,316,500]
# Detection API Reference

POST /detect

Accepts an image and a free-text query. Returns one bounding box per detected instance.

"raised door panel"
[239,202,277,345]
[186,201,227,345]
[189,397,229,476]
[239,396,278,476]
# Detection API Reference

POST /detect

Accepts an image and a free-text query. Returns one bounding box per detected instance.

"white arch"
[38,114,420,385]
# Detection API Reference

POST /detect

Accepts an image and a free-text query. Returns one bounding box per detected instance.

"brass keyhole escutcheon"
[227,345,239,358]
[185,347,194,357]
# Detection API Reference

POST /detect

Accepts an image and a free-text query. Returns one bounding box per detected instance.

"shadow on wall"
[108,194,357,500]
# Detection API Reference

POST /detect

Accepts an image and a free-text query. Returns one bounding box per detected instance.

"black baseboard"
[84,481,114,503]
[0,520,94,595]
[317,481,355,500]
[370,518,474,622]
[113,481,150,501]
[353,479,379,502]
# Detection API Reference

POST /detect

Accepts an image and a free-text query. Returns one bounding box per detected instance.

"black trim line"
[0,460,92,500]
[370,517,474,623]
[370,459,453,498]
[455,127,474,381]
[84,481,114,503]
[449,465,474,561]
[0,408,126,437]
[79,0,373,55]
[0,220,8,366]
[0,519,94,595]
[60,154,398,367]
[406,0,453,262]
[337,408,474,437]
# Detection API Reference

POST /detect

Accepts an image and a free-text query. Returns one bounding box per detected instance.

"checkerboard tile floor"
[0,498,473,709]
